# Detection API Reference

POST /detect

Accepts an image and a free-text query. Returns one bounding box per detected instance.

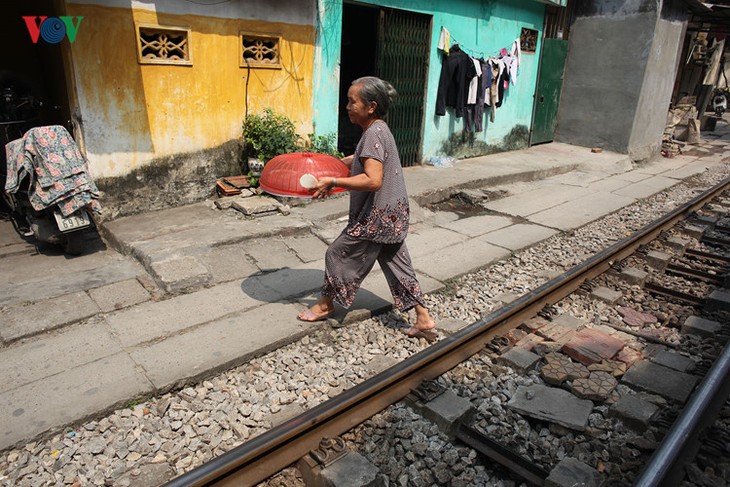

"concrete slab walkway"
[1,133,729,450]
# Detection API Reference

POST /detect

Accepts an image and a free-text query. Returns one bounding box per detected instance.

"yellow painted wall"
[65,3,315,178]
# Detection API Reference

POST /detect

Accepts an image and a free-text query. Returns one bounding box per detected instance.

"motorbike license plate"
[53,210,91,232]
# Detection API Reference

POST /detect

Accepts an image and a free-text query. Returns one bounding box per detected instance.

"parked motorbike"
[711,88,729,117]
[3,125,101,255]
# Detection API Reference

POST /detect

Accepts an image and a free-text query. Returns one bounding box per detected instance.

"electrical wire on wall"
[243,58,251,171]
[244,58,251,121]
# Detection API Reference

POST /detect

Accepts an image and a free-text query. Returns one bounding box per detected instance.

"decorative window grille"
[240,32,281,68]
[136,23,192,65]
[520,27,538,53]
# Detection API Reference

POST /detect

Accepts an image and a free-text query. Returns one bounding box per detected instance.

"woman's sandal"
[402,326,438,342]
[297,308,335,322]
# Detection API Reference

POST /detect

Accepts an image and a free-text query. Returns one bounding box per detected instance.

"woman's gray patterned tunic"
[346,120,409,244]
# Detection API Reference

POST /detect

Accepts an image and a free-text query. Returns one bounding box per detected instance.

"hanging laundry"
[467,57,482,105]
[496,60,510,108]
[501,54,513,91]
[509,38,521,86]
[436,44,473,117]
[437,27,451,56]
[473,58,487,132]
[485,58,500,122]
[465,57,483,133]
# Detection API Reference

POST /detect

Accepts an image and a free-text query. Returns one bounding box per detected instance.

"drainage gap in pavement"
[426,189,509,218]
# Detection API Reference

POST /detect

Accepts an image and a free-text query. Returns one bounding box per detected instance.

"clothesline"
[444,29,511,61]
[449,37,510,59]
[448,35,485,59]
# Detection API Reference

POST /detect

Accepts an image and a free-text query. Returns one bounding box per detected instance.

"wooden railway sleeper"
[665,262,725,284]
[456,423,550,486]
[711,223,730,234]
[674,255,729,277]
[644,282,707,307]
[701,234,730,247]
[684,247,730,265]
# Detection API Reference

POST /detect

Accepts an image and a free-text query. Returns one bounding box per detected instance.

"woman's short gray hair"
[352,76,397,118]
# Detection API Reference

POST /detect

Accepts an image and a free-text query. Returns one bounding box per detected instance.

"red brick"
[618,307,657,328]
[536,323,575,344]
[616,347,643,367]
[505,328,528,344]
[520,317,550,333]
[515,334,544,351]
[562,329,626,366]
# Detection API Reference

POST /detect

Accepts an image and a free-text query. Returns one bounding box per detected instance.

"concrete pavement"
[1,134,729,450]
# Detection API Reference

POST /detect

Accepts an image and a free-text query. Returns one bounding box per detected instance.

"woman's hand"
[311,177,336,199]
[309,158,382,199]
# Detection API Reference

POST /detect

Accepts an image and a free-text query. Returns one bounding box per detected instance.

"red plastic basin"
[259,152,349,198]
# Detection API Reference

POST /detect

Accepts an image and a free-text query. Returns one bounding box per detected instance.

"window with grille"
[136,23,192,66]
[240,32,281,69]
[520,28,538,53]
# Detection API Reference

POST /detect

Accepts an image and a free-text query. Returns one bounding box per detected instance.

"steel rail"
[165,178,730,487]
[634,339,730,487]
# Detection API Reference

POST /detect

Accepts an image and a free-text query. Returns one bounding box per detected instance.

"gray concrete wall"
[556,0,687,161]
[629,0,687,161]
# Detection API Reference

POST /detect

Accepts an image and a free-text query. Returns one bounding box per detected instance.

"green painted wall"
[313,0,343,137]
[314,0,545,162]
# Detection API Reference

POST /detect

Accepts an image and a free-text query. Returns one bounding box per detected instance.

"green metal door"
[375,8,430,166]
[531,38,568,145]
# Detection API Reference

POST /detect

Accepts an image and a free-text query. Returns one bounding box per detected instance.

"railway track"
[165,179,730,486]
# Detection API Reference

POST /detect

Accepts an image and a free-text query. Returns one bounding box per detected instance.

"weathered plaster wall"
[69,0,315,25]
[65,1,316,217]
[556,0,686,161]
[313,0,544,162]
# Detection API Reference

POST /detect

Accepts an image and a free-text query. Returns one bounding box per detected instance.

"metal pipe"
[634,340,730,487]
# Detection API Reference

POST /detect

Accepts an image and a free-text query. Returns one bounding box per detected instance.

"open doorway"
[0,1,72,136]
[0,0,73,213]
[339,3,431,166]
[338,3,379,156]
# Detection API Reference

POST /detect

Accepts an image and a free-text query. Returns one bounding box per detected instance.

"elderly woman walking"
[297,76,437,339]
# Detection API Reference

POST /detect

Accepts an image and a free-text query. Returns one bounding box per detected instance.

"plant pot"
[248,158,264,177]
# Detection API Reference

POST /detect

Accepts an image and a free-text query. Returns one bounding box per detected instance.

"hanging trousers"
[322,231,427,311]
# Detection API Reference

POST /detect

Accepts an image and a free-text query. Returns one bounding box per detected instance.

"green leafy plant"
[247,170,259,187]
[303,132,344,158]
[242,110,344,187]
[243,108,301,163]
